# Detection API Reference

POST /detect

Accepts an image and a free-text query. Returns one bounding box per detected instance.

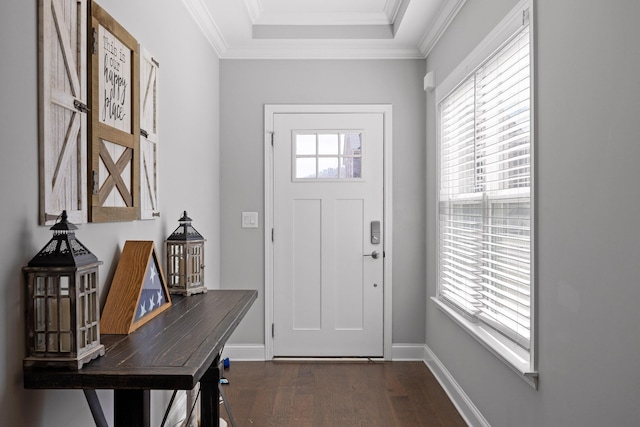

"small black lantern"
[165,211,206,296]
[22,210,104,369]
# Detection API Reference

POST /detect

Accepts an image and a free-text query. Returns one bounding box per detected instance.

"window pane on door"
[318,134,339,155]
[296,134,316,155]
[341,133,362,155]
[341,157,361,178]
[318,157,339,178]
[296,158,316,179]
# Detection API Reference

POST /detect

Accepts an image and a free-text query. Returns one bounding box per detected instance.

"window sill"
[431,297,538,389]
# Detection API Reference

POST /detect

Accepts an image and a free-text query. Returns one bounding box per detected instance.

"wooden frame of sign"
[89,2,140,222]
[101,241,171,334]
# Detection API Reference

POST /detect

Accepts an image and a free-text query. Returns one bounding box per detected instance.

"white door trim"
[264,104,393,360]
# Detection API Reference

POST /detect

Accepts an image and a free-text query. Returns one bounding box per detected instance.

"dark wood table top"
[24,290,257,391]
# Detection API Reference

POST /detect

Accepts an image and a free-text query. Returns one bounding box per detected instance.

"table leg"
[83,389,108,427]
[200,357,221,427]
[114,389,150,427]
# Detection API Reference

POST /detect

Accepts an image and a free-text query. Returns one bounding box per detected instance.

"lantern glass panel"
[47,277,57,296]
[36,277,45,295]
[48,298,58,331]
[48,333,58,352]
[36,333,46,352]
[90,291,97,322]
[60,297,71,331]
[60,276,69,296]
[60,332,71,352]
[35,298,45,331]
[80,294,86,326]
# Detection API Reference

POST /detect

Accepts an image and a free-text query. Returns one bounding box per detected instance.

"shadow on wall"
[2,218,45,426]
[99,245,124,311]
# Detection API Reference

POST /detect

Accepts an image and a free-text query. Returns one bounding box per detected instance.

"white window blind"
[438,24,532,350]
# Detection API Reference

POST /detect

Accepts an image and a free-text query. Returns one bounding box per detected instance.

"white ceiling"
[182,0,467,59]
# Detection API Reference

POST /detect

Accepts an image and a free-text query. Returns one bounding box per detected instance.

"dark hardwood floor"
[219,361,467,427]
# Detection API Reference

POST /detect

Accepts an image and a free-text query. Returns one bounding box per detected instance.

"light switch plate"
[242,212,259,228]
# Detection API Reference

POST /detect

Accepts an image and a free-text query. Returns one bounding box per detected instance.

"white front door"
[272,111,385,357]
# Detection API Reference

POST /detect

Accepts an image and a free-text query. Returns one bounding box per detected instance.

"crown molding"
[221,45,425,60]
[244,0,263,24]
[385,0,408,23]
[253,24,394,40]
[393,0,410,36]
[181,0,228,57]
[182,0,466,59]
[418,0,467,58]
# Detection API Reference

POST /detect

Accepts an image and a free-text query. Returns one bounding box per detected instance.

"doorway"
[264,105,393,359]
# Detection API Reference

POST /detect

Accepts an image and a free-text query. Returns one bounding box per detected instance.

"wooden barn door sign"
[139,47,160,220]
[38,0,88,225]
[89,2,140,222]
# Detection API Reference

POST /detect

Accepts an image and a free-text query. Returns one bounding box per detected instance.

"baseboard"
[423,344,490,427]
[222,344,427,361]
[222,344,266,361]
[391,343,429,360]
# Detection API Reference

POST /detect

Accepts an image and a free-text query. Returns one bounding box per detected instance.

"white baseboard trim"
[423,344,490,427]
[222,344,427,361]
[222,344,266,361]
[391,343,428,360]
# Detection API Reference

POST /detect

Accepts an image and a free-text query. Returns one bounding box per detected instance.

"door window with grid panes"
[294,132,363,180]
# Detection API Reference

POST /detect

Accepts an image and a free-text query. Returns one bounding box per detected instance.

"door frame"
[264,104,393,360]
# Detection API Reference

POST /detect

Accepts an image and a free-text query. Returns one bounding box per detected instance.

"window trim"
[433,0,537,388]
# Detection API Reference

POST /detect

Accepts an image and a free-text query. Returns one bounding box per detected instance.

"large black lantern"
[165,211,206,296]
[22,210,104,369]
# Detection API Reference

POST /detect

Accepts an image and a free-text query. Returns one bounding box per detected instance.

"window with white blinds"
[438,19,533,356]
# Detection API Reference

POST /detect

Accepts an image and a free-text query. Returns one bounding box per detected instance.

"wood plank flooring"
[219,361,466,427]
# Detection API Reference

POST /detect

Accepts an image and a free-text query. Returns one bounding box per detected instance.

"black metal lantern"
[22,210,104,369]
[165,211,206,296]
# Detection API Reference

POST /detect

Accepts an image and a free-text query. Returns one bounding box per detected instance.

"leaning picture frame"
[101,240,171,334]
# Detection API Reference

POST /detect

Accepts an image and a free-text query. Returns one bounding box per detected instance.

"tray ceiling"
[182,0,467,59]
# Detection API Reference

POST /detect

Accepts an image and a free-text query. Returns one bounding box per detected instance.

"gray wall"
[7,0,638,425]
[426,0,640,426]
[0,0,220,425]
[220,60,427,345]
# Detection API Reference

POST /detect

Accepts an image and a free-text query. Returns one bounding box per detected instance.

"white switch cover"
[242,212,259,228]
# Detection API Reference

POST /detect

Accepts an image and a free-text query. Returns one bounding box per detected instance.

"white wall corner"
[424,72,435,92]
[423,345,491,427]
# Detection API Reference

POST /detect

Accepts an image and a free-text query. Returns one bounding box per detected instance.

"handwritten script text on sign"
[99,25,131,132]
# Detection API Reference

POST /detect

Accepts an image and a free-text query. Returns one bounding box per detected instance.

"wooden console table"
[24,290,257,427]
